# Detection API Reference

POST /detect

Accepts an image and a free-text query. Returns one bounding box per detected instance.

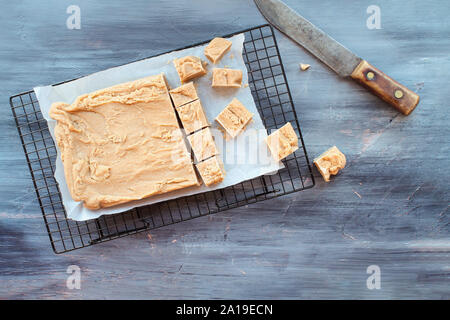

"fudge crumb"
[300,63,310,71]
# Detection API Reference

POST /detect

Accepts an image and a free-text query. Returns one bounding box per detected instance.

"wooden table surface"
[1,0,449,299]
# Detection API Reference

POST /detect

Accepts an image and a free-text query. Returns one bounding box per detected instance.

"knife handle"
[350,60,419,115]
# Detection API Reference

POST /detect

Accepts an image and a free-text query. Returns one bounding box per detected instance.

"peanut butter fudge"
[265,122,299,161]
[212,68,243,88]
[313,146,346,182]
[204,37,232,64]
[169,82,199,108]
[215,98,253,138]
[49,74,199,210]
[173,56,207,83]
[299,63,310,71]
[187,127,219,162]
[176,99,209,134]
[196,155,225,186]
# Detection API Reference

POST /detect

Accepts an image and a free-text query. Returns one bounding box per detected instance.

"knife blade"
[254,0,420,115]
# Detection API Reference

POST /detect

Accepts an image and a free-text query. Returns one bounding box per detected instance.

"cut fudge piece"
[173,56,207,83]
[169,82,198,108]
[49,74,199,210]
[204,37,232,64]
[196,155,225,186]
[176,100,209,134]
[265,122,299,161]
[187,127,219,162]
[215,98,253,138]
[212,68,243,88]
[313,146,346,182]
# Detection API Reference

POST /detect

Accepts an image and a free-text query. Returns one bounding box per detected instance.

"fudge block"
[204,37,232,64]
[212,68,243,88]
[187,127,219,162]
[313,146,346,182]
[173,56,207,83]
[176,99,209,134]
[49,74,199,210]
[169,82,198,108]
[215,98,253,138]
[196,155,226,186]
[265,122,299,161]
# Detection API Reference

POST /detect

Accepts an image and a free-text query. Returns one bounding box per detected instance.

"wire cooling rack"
[10,24,315,254]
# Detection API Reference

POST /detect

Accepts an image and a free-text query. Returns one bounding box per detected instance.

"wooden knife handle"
[350,60,420,115]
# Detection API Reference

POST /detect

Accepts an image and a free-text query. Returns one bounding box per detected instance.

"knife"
[254,0,420,115]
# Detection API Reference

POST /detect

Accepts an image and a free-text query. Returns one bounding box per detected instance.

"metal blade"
[254,0,361,77]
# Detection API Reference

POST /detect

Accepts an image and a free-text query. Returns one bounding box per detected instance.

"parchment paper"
[34,34,283,221]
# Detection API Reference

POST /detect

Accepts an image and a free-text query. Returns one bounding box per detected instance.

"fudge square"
[265,122,299,161]
[212,68,243,88]
[173,56,207,83]
[169,82,198,108]
[196,155,226,186]
[176,99,209,135]
[215,98,253,138]
[187,127,219,162]
[204,37,232,64]
[314,146,346,182]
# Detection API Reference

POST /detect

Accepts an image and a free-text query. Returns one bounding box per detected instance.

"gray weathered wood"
[0,0,448,299]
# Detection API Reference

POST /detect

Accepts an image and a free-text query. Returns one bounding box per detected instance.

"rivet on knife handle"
[350,60,420,115]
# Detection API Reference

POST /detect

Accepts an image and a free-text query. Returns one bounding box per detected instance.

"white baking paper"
[34,33,283,221]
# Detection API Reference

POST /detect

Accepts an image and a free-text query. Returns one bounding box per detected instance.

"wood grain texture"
[351,60,420,115]
[0,0,449,299]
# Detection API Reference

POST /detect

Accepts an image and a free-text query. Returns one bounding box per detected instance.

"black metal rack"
[10,24,315,254]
